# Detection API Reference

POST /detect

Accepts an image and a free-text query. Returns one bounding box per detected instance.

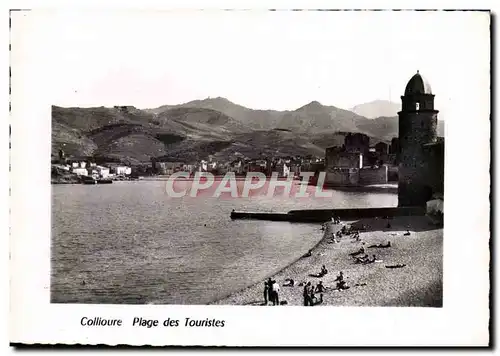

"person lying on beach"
[349,247,365,256]
[336,280,350,291]
[302,249,312,258]
[353,254,370,264]
[283,278,295,287]
[368,241,391,248]
[404,230,411,236]
[309,273,323,278]
[361,255,381,265]
[386,264,407,269]
[309,265,328,278]
[354,282,367,287]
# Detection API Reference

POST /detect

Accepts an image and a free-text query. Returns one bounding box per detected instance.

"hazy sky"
[12,10,489,119]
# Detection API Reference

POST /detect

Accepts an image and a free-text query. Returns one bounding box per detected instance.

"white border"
[7,1,492,348]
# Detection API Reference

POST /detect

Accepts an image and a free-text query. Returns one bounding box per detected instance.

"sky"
[11,10,490,119]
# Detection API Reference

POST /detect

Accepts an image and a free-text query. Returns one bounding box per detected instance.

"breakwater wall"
[230,206,425,223]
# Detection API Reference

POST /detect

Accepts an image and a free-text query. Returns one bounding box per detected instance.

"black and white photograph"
[9,5,490,347]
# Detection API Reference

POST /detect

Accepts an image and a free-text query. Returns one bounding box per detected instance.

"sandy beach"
[213,215,443,307]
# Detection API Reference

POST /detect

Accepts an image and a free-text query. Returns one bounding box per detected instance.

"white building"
[115,166,132,175]
[72,167,88,176]
[96,166,110,178]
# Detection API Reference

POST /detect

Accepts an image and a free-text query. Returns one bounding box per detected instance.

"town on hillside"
[51,131,405,185]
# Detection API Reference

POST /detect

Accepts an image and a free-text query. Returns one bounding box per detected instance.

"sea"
[51,180,397,304]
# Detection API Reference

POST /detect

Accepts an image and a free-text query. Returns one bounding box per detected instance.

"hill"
[274,101,364,133]
[350,100,401,119]
[147,97,283,130]
[52,105,246,164]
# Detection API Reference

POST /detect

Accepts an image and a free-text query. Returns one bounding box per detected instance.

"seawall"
[230,206,426,223]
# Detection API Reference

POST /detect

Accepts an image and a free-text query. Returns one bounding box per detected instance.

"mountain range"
[52,98,445,164]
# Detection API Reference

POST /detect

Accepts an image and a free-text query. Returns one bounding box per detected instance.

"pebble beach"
[213,215,443,307]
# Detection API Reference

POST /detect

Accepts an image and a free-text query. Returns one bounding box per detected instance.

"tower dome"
[404,70,432,95]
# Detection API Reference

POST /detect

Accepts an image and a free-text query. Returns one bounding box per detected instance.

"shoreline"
[207,221,332,305]
[211,215,443,307]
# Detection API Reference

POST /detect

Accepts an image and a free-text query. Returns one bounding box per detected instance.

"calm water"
[51,180,397,304]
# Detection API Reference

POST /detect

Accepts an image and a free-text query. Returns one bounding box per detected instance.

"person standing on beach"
[267,278,273,304]
[303,282,311,306]
[271,281,280,305]
[263,281,269,305]
[309,286,316,305]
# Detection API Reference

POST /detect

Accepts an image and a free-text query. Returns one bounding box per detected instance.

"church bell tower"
[398,71,439,207]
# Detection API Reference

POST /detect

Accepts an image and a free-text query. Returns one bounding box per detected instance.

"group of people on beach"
[325,218,363,244]
[349,242,390,264]
[259,214,412,306]
[302,281,325,306]
[262,267,349,306]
